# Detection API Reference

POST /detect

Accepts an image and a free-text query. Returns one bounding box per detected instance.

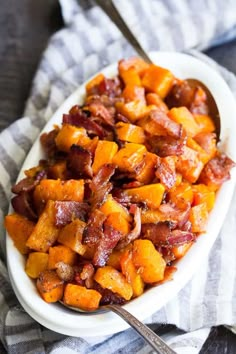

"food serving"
[5,56,235,313]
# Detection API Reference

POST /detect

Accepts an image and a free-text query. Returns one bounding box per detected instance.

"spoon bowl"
[60,301,176,354]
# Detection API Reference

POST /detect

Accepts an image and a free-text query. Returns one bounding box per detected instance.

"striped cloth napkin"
[1,0,236,353]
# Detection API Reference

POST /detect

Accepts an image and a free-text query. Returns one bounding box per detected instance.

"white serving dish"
[6,52,236,337]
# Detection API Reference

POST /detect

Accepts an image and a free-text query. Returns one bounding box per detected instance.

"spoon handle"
[107,304,176,354]
[95,0,152,64]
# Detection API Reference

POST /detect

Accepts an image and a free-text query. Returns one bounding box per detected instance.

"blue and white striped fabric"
[1,1,236,353]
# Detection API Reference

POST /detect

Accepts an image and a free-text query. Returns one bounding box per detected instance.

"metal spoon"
[61,301,176,354]
[95,0,221,140]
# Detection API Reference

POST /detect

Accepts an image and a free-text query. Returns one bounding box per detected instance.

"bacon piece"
[40,128,59,158]
[159,201,191,228]
[156,157,176,189]
[149,135,186,157]
[88,102,114,126]
[63,109,105,138]
[142,222,195,247]
[112,188,132,207]
[93,282,126,305]
[67,145,93,179]
[93,224,122,267]
[194,132,216,155]
[116,205,141,249]
[150,109,183,139]
[80,263,95,289]
[199,153,236,187]
[83,210,106,245]
[98,77,122,97]
[12,170,47,194]
[11,192,37,220]
[90,164,116,209]
[54,201,89,227]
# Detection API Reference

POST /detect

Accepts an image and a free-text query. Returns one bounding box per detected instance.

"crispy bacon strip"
[11,170,46,194]
[40,128,59,158]
[159,201,191,228]
[116,205,141,249]
[149,135,186,157]
[155,158,176,189]
[150,109,183,139]
[54,201,89,227]
[83,209,106,245]
[199,153,236,187]
[11,192,37,220]
[88,102,114,126]
[67,145,93,179]
[80,263,95,288]
[93,224,122,267]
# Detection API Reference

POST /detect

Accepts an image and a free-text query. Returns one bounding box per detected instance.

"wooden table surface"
[1,1,236,353]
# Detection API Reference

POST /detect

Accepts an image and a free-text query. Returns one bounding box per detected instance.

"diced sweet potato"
[86,73,105,95]
[142,65,174,98]
[94,266,133,300]
[189,203,208,233]
[105,212,130,236]
[172,242,193,259]
[125,184,165,209]
[100,194,131,222]
[168,182,193,205]
[120,69,142,87]
[192,184,215,211]
[135,152,159,184]
[34,179,84,211]
[176,146,204,183]
[141,209,164,224]
[36,270,64,303]
[48,161,67,179]
[168,107,200,137]
[115,100,147,123]
[122,85,145,102]
[132,239,166,283]
[63,284,102,311]
[146,93,168,113]
[115,122,146,144]
[118,57,149,77]
[57,219,87,255]
[4,213,35,254]
[120,250,144,297]
[137,113,168,136]
[48,245,78,269]
[112,142,147,173]
[92,140,118,174]
[26,200,59,252]
[55,124,90,152]
[25,252,49,279]
[187,137,210,165]
[194,114,215,134]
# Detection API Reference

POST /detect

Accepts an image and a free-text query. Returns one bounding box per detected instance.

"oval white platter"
[6,51,236,337]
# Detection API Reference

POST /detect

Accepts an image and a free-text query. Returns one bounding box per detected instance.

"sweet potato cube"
[125,184,165,209]
[37,270,64,303]
[118,57,149,77]
[55,124,90,152]
[168,107,200,137]
[112,142,146,173]
[168,182,193,205]
[135,152,159,184]
[92,140,118,174]
[4,213,35,254]
[142,65,174,98]
[132,239,166,283]
[100,194,131,222]
[137,113,168,136]
[48,245,77,269]
[25,252,49,278]
[141,209,163,224]
[94,266,133,300]
[85,73,105,95]
[146,93,168,113]
[176,146,204,183]
[58,219,87,255]
[115,100,147,123]
[192,184,215,211]
[186,137,209,165]
[120,250,144,297]
[122,85,145,103]
[105,212,130,236]
[120,69,142,87]
[26,200,59,252]
[189,203,208,233]
[172,242,193,259]
[48,161,67,179]
[194,114,215,134]
[34,179,84,211]
[115,122,146,144]
[63,284,102,311]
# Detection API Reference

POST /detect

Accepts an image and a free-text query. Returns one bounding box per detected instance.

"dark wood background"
[1,1,236,352]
